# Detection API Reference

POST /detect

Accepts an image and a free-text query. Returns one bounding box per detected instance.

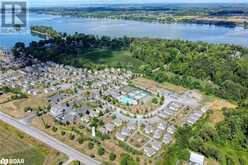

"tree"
[97,147,105,156]
[77,137,84,144]
[61,131,66,136]
[52,126,58,132]
[88,142,94,150]
[120,154,136,165]
[70,134,75,140]
[109,152,116,161]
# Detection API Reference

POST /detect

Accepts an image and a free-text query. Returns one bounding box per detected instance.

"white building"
[144,147,156,157]
[113,119,123,127]
[150,141,162,151]
[116,132,126,142]
[163,133,173,144]
[153,129,163,139]
[189,151,205,165]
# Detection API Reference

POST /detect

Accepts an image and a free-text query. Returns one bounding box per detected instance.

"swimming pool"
[119,96,137,105]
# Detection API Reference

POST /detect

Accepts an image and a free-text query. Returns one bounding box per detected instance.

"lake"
[1,13,248,48]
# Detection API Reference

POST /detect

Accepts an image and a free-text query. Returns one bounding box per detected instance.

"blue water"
[1,13,248,48]
[120,96,136,105]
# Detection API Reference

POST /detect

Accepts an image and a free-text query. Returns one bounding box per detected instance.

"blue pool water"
[120,96,136,105]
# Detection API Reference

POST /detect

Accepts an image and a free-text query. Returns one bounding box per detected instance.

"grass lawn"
[0,120,67,165]
[61,48,144,72]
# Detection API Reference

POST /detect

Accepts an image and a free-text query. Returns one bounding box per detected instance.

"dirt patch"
[43,150,68,165]
[0,102,27,118]
[128,132,149,149]
[207,100,237,125]
[208,99,236,111]
[0,96,47,119]
[132,77,186,94]
[0,93,15,104]
[206,159,220,165]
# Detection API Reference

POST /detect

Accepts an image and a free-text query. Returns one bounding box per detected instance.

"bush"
[109,152,116,161]
[52,126,58,132]
[77,137,84,144]
[88,142,94,150]
[61,131,66,136]
[97,147,105,156]
[70,134,75,140]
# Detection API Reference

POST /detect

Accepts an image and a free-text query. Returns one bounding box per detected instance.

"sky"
[28,0,248,7]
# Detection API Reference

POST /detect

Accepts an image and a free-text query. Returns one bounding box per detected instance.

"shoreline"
[32,11,247,29]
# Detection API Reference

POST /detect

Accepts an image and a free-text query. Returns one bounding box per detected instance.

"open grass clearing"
[0,120,67,165]
[0,95,48,119]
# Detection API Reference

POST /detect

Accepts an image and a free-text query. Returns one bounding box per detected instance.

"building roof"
[150,141,162,151]
[190,151,205,165]
[163,133,173,144]
[144,147,156,157]
[115,132,126,142]
[121,128,131,136]
[105,123,115,132]
[153,129,163,139]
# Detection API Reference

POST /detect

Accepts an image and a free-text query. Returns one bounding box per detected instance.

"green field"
[60,48,144,72]
[0,120,67,165]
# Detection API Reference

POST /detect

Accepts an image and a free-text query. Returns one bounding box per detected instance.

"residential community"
[1,3,248,164]
[0,50,210,164]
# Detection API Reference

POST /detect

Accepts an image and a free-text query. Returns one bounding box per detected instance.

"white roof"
[190,151,205,165]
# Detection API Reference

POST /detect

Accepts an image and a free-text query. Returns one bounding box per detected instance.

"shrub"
[52,126,58,132]
[61,131,66,136]
[109,152,116,161]
[88,142,94,150]
[98,147,105,156]
[77,137,84,144]
[70,134,75,140]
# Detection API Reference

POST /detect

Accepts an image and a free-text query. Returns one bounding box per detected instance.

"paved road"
[0,112,101,165]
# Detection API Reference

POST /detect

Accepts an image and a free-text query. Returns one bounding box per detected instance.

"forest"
[130,39,248,101]
[31,26,61,38]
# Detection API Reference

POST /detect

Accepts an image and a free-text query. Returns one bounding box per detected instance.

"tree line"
[130,39,248,102]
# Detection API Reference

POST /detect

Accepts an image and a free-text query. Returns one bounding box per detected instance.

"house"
[99,127,108,135]
[50,105,65,117]
[105,123,115,133]
[158,111,169,119]
[81,115,90,123]
[89,110,98,118]
[144,147,156,157]
[189,151,205,165]
[121,128,131,136]
[153,129,163,139]
[150,141,162,151]
[144,125,154,134]
[163,133,173,144]
[167,125,176,135]
[61,112,77,124]
[127,122,136,131]
[157,122,167,130]
[115,132,126,142]
[113,119,123,127]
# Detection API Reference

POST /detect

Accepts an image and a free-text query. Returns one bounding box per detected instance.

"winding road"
[0,112,101,165]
